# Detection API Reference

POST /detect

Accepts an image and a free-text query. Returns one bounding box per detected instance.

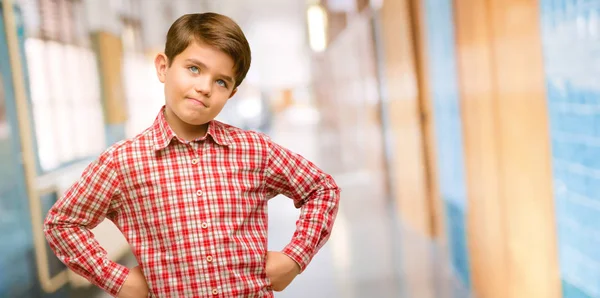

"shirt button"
[196,190,203,196]
[206,255,213,262]
[212,289,219,295]
[201,222,209,229]
[191,158,199,165]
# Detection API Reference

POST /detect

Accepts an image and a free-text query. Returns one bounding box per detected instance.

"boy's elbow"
[319,175,341,207]
[324,174,341,196]
[42,210,58,240]
[43,215,52,238]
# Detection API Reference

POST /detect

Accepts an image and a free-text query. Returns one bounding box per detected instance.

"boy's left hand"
[265,251,301,291]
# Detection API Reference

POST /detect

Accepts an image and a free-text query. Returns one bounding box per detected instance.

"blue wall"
[0,4,67,298]
[423,0,470,287]
[0,4,39,297]
[540,2,600,298]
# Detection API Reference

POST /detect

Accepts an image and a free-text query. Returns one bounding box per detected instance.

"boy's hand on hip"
[117,266,149,298]
[265,251,301,292]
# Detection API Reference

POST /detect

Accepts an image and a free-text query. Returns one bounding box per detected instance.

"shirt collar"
[152,106,231,151]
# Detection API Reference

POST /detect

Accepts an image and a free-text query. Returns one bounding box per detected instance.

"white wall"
[137,0,313,90]
[83,0,121,35]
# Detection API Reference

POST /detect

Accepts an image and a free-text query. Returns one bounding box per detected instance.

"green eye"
[188,66,199,73]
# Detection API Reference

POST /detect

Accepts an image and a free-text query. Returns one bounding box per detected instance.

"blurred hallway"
[262,113,470,298]
[3,0,600,297]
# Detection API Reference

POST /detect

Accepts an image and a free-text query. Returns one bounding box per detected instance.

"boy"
[44,12,340,298]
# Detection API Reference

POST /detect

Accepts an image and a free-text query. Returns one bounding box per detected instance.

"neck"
[164,108,209,141]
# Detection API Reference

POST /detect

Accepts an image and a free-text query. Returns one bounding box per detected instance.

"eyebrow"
[185,58,235,85]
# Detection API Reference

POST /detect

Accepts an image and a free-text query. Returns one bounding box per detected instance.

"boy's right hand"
[117,266,150,298]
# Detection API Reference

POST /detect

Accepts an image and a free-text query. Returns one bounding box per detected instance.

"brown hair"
[165,13,251,88]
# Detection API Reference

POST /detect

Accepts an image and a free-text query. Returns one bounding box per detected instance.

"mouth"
[187,97,208,108]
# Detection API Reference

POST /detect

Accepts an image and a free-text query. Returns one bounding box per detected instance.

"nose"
[194,76,212,97]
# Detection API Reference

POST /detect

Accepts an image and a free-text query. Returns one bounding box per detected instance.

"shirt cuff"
[282,241,313,273]
[99,260,130,297]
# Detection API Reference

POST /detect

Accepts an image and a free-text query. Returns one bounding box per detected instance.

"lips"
[187,97,208,107]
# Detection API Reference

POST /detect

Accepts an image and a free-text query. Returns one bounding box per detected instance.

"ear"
[154,53,169,83]
[228,87,238,99]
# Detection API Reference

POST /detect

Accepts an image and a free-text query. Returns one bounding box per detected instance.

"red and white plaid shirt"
[44,107,340,297]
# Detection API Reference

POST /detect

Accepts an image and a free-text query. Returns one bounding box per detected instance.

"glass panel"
[541,2,600,297]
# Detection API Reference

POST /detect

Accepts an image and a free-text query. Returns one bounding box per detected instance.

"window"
[121,7,164,138]
[20,0,106,172]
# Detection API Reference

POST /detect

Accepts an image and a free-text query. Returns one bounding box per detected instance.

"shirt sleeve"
[263,136,341,272]
[43,146,129,296]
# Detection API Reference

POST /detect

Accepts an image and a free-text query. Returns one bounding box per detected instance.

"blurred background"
[0,0,598,297]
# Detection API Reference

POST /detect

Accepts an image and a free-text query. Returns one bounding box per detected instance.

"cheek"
[210,98,229,112]
[166,74,190,94]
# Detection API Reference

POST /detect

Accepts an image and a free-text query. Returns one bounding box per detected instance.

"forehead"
[175,41,235,74]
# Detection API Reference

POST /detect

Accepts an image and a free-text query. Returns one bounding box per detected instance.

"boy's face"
[155,41,238,126]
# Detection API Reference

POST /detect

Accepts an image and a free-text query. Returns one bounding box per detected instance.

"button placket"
[197,142,223,295]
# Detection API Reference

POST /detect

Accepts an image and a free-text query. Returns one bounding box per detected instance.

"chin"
[168,109,206,125]
[186,119,210,126]
[180,114,210,126]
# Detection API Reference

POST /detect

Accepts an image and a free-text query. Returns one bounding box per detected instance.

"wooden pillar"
[407,0,445,242]
[453,1,506,296]
[380,0,432,237]
[454,0,561,297]
[90,31,128,144]
[91,31,127,124]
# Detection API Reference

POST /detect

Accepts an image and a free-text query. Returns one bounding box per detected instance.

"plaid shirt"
[44,107,340,297]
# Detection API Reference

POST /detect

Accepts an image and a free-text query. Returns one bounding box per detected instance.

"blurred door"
[0,4,36,296]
